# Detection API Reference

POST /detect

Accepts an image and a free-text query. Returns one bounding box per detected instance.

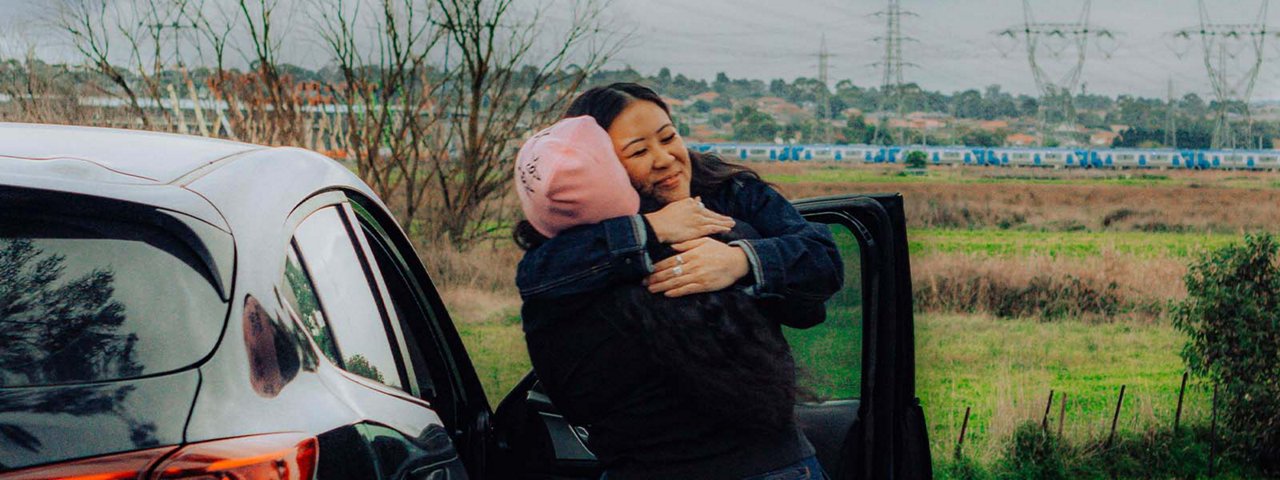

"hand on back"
[643,197,735,244]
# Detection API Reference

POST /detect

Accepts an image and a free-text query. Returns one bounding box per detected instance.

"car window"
[292,206,404,390]
[783,222,863,401]
[0,214,228,387]
[280,244,342,367]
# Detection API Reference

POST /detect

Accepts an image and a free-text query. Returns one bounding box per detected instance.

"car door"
[485,193,930,480]
[791,193,931,480]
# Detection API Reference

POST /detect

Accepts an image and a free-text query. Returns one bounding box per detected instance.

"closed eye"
[660,134,676,144]
[630,148,648,158]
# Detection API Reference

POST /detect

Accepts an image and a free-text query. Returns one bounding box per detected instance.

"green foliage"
[732,105,780,142]
[906,150,929,169]
[1174,234,1280,470]
[344,354,386,384]
[997,423,1071,479]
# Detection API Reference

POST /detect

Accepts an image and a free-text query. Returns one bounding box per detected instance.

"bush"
[1173,234,1280,471]
[906,150,929,169]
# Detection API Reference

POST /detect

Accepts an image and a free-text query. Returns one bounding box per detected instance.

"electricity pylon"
[996,0,1116,146]
[1172,0,1271,149]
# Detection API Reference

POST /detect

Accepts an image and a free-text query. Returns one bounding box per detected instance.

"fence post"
[955,406,971,458]
[1174,371,1189,433]
[1041,389,1055,431]
[1106,384,1126,449]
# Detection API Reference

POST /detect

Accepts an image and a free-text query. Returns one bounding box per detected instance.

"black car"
[0,123,930,479]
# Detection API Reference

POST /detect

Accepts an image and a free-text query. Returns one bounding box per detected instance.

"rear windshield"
[0,214,229,387]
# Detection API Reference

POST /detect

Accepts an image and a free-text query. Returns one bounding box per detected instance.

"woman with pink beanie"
[512,85,840,480]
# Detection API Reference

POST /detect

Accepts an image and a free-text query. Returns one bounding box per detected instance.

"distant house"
[691,91,720,103]
[664,97,686,107]
[1108,124,1130,134]
[1090,131,1120,147]
[1005,133,1037,147]
[755,96,808,123]
[980,120,1010,131]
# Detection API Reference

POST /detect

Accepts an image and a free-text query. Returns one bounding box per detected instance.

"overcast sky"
[3,0,1278,100]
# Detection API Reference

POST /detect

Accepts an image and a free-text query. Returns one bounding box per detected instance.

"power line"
[1171,0,1273,148]
[996,0,1117,146]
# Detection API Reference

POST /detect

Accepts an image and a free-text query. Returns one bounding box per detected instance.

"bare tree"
[57,0,150,127]
[427,0,621,243]
[315,0,449,223]
[314,0,621,244]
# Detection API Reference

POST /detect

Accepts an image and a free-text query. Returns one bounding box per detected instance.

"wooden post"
[955,406,971,458]
[1174,371,1189,433]
[1041,389,1055,431]
[1106,385,1126,449]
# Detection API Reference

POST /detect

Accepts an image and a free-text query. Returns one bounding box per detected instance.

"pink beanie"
[515,116,639,237]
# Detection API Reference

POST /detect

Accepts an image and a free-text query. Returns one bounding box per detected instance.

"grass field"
[917,314,1209,462]
[908,228,1235,259]
[453,310,1208,467]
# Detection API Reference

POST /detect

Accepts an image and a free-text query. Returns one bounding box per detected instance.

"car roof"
[0,123,264,184]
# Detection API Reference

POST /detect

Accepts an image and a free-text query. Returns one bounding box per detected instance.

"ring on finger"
[673,265,684,276]
[675,255,684,265]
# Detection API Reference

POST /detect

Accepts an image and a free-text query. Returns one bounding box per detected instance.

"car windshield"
[0,214,228,387]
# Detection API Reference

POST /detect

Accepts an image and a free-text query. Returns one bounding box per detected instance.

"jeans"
[598,456,829,480]
[742,456,829,480]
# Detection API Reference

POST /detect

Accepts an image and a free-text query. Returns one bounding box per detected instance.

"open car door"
[487,193,931,480]
[791,193,931,480]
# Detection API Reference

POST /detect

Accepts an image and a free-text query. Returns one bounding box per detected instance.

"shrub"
[1173,234,1280,471]
[905,150,929,169]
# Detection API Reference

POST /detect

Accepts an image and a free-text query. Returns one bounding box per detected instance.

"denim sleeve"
[725,179,843,325]
[516,214,654,299]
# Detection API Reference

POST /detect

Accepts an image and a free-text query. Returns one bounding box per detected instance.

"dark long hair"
[514,83,765,251]
[599,285,798,432]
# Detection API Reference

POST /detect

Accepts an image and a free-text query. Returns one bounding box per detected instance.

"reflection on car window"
[0,216,227,387]
[783,222,863,401]
[292,206,402,390]
[281,245,341,366]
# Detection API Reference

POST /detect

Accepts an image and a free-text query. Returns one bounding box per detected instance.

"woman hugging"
[513,83,844,480]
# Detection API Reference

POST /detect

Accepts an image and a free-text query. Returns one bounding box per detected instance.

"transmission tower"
[1165,78,1179,149]
[996,0,1116,146]
[817,34,834,144]
[1172,0,1271,149]
[871,0,916,145]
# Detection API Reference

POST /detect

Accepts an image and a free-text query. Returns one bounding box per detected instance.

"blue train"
[689,143,1280,170]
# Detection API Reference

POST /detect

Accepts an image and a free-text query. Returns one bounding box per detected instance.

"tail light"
[0,446,176,480]
[151,433,318,480]
[0,433,317,480]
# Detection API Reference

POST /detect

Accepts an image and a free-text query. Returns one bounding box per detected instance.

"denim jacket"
[516,175,844,319]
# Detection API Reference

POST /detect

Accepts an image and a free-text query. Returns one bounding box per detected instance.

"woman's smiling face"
[607,100,692,204]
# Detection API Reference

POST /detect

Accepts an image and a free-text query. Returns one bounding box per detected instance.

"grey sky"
[3,0,1278,100]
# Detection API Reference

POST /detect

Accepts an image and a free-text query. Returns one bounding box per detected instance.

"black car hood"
[0,369,199,471]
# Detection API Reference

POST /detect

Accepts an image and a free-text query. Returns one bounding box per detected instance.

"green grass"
[908,228,1237,259]
[456,321,531,406]
[918,313,1211,463]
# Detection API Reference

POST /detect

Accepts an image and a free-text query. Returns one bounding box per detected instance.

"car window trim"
[337,201,422,398]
